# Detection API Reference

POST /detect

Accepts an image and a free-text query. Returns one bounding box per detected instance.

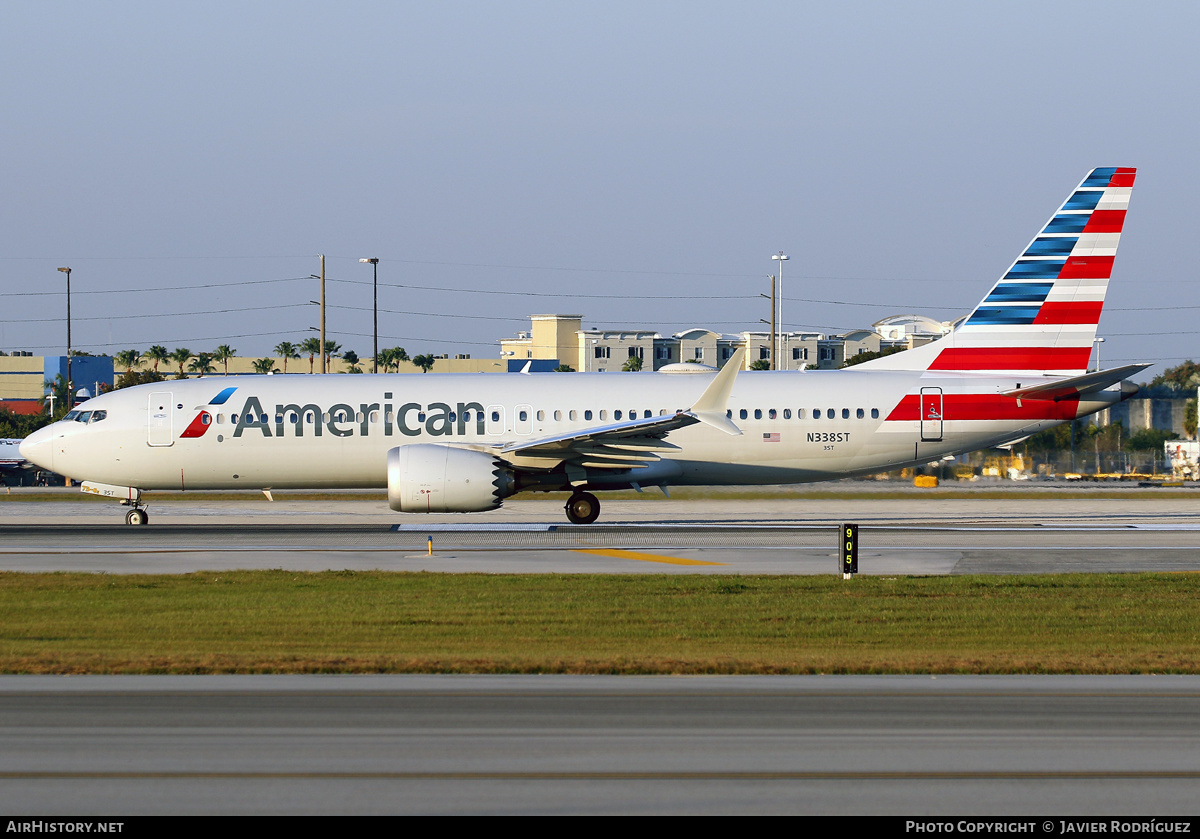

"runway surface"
[2,490,1200,574]
[3,674,1200,815]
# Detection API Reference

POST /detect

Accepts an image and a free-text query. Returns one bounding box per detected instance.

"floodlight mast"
[360,258,380,373]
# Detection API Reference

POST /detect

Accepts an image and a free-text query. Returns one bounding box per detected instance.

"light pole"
[360,258,379,373]
[771,252,788,368]
[57,267,72,410]
[309,255,326,373]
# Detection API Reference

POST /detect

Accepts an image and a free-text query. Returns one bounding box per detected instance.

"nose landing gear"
[564,491,600,525]
[124,506,149,526]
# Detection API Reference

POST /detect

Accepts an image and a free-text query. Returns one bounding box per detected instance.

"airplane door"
[148,392,174,447]
[920,387,943,442]
[486,405,505,436]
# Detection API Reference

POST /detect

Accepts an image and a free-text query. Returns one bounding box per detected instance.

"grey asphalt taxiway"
[2,487,1200,574]
[4,674,1200,815]
[5,487,1200,815]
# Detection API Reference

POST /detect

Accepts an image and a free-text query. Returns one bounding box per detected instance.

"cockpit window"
[63,410,80,422]
[90,410,107,423]
[75,411,92,423]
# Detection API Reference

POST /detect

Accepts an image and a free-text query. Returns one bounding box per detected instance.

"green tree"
[145,345,169,373]
[553,364,575,372]
[114,349,141,373]
[1125,427,1180,451]
[1150,360,1200,392]
[749,359,771,370]
[114,369,166,390]
[169,348,193,378]
[412,354,436,373]
[213,345,236,376]
[1187,399,1198,439]
[300,337,322,373]
[341,350,362,374]
[622,354,643,372]
[188,353,216,376]
[273,341,299,374]
[841,347,904,368]
[252,357,278,375]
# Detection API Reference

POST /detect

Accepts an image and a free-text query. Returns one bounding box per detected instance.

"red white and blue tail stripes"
[856,168,1134,375]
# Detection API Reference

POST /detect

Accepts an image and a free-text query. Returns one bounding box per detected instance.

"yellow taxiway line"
[573,548,727,567]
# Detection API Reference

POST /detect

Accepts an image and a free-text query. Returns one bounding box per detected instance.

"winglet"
[685,348,744,435]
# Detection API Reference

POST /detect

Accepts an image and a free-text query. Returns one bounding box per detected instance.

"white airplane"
[21,167,1146,525]
[0,438,28,473]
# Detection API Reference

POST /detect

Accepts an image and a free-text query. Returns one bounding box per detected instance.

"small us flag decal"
[763,433,780,442]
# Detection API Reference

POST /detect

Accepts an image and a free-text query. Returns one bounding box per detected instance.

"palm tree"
[169,348,193,378]
[300,337,322,374]
[145,345,169,373]
[252,357,277,375]
[323,340,341,372]
[213,345,236,376]
[341,350,362,374]
[274,341,299,374]
[622,354,643,372]
[114,349,141,373]
[378,346,409,373]
[412,353,436,373]
[188,353,216,376]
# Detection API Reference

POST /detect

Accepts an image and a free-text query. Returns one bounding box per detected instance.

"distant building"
[0,354,114,415]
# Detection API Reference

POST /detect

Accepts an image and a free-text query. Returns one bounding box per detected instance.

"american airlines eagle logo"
[179,386,238,439]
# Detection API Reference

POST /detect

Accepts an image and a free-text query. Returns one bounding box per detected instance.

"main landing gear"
[564,491,600,525]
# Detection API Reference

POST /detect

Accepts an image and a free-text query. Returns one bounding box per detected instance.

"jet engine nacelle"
[387,444,515,513]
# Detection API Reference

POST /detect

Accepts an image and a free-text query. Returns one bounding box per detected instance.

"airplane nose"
[19,426,55,471]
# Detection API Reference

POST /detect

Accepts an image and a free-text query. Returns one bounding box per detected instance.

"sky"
[2,1,1197,378]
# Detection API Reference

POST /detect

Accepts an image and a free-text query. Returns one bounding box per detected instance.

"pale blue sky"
[2,1,1196,376]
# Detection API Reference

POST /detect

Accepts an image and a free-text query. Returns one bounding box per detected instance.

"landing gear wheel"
[564,491,600,525]
[125,508,148,526]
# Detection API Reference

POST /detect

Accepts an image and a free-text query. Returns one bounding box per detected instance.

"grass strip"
[1,571,1198,675]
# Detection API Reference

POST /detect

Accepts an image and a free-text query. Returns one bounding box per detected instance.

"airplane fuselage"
[22,367,1118,494]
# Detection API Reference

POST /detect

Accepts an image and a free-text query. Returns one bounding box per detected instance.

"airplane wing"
[498,348,745,471]
[1003,363,1149,403]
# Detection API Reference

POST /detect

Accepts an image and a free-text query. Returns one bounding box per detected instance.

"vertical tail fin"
[855,168,1135,375]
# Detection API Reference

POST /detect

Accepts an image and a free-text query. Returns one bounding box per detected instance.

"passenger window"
[754,409,762,420]
[584,410,592,421]
[518,410,528,422]
[783,409,791,419]
[554,410,562,421]
[216,414,224,425]
[305,412,315,424]
[813,409,821,419]
[448,412,457,423]
[842,409,850,419]
[828,408,835,418]
[370,411,379,424]
[356,411,365,423]
[727,410,732,418]
[491,411,500,422]
[739,409,748,420]
[537,410,545,421]
[856,408,864,419]
[796,408,805,419]
[261,414,269,424]
[569,410,577,421]
[769,409,777,420]
[200,412,211,426]
[614,410,623,420]
[871,408,880,419]
[599,410,607,420]
[418,412,427,423]
[644,410,652,419]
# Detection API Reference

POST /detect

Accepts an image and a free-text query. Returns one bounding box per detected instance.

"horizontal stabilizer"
[1003,363,1149,402]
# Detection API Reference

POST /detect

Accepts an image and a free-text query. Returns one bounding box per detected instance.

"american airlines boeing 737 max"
[21,168,1146,525]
